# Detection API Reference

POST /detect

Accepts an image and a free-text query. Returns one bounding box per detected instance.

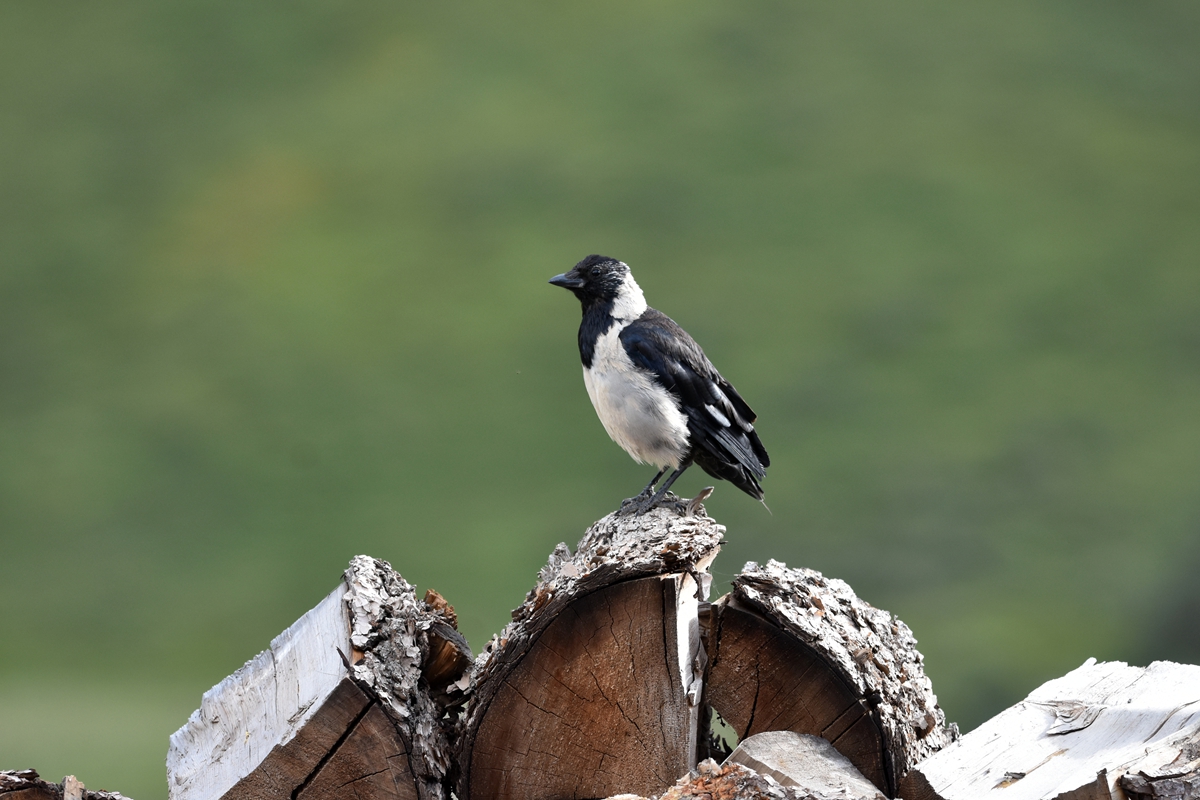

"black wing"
[619,309,770,498]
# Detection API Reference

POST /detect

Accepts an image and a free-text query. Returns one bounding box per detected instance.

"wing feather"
[619,310,770,493]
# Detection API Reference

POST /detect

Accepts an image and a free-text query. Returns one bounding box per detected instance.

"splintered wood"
[165,556,471,800]
[618,760,829,800]
[902,659,1200,800]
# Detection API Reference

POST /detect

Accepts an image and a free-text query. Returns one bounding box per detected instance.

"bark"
[1119,723,1200,799]
[631,760,812,800]
[75,506,954,800]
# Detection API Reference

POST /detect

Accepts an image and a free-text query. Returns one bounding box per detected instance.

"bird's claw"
[618,491,667,517]
[617,483,659,516]
[617,494,657,517]
[617,487,714,518]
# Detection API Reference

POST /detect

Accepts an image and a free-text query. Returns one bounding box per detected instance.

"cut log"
[901,658,1200,800]
[455,507,724,800]
[0,770,131,800]
[725,731,886,799]
[166,556,471,800]
[703,559,954,797]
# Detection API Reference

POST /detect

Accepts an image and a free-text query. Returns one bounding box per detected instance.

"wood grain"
[219,679,372,799]
[726,731,886,799]
[712,560,955,797]
[457,507,722,800]
[298,704,417,800]
[706,603,887,792]
[468,576,694,799]
[168,556,471,800]
[167,585,353,800]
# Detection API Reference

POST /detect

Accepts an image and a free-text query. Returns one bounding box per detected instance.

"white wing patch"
[705,404,731,427]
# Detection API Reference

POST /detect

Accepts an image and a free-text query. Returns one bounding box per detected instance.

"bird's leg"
[619,467,667,514]
[632,459,694,516]
[639,467,667,497]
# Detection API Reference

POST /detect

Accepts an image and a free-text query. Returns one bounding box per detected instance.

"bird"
[549,255,769,515]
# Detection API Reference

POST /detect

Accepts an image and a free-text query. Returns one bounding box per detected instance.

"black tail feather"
[692,428,768,500]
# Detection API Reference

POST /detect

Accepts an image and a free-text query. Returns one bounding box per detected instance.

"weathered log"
[166,556,471,800]
[455,507,724,800]
[0,771,131,800]
[703,559,955,796]
[901,658,1200,800]
[726,731,886,800]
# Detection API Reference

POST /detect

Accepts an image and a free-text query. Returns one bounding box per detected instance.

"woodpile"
[161,505,952,799]
[7,504,1200,799]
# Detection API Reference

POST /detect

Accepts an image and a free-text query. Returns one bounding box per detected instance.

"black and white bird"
[550,255,769,514]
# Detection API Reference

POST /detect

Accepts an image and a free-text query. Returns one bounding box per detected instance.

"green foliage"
[2,2,1199,796]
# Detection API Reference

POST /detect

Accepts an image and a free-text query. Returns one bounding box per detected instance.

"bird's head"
[549,255,645,318]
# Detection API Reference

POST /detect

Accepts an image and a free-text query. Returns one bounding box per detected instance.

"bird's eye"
[591,267,601,276]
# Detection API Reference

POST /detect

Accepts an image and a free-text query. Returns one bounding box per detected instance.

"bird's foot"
[618,487,714,517]
[618,490,674,517]
[617,484,658,516]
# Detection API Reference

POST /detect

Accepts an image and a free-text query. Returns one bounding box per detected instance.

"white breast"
[583,322,691,470]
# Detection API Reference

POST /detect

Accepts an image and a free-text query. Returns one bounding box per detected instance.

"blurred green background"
[2,1,1199,796]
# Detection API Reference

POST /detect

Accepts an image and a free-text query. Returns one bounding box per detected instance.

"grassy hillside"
[2,2,1198,796]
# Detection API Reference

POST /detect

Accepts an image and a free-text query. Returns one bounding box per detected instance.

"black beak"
[549,272,585,290]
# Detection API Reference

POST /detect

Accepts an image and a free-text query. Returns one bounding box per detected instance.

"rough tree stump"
[453,509,952,799]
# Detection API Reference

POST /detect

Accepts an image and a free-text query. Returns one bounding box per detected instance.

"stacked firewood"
[6,506,1198,799]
